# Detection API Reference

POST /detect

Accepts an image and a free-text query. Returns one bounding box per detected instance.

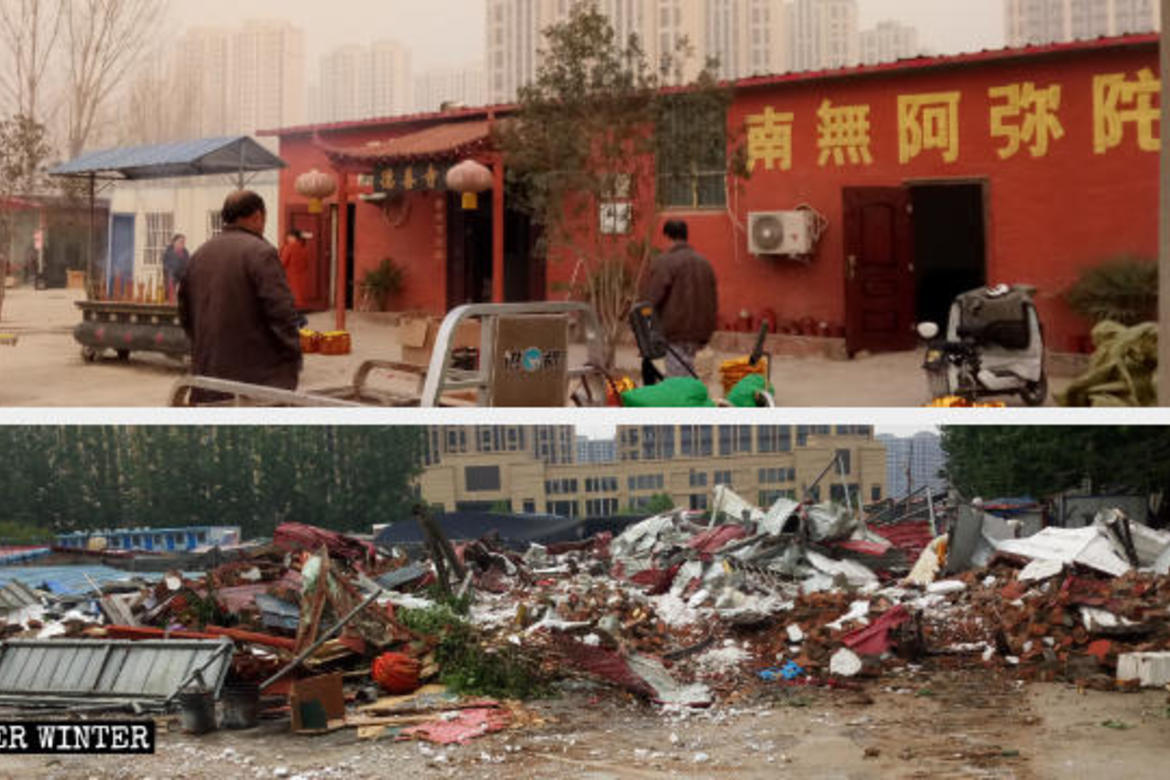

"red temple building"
[265,34,1159,356]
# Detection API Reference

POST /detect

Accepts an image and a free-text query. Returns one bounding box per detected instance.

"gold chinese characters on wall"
[743,68,1160,174]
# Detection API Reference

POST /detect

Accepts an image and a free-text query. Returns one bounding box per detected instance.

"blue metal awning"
[49,135,286,180]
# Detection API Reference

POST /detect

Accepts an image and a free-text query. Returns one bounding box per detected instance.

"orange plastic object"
[300,330,321,354]
[925,396,1008,408]
[319,331,352,356]
[719,356,768,395]
[372,652,421,694]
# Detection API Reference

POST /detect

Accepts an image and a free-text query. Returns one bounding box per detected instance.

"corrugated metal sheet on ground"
[872,522,936,561]
[254,593,300,631]
[0,638,233,706]
[0,566,163,596]
[0,547,51,565]
[0,580,40,614]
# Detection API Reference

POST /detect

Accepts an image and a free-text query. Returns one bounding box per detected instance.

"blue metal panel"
[0,566,164,596]
[49,136,285,180]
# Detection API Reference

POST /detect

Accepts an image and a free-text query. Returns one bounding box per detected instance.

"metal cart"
[169,301,610,408]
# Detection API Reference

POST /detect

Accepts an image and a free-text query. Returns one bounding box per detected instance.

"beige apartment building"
[859,20,920,65]
[159,21,305,139]
[485,0,790,103]
[313,41,413,124]
[414,63,488,113]
[786,0,858,71]
[1004,0,1160,46]
[419,425,886,518]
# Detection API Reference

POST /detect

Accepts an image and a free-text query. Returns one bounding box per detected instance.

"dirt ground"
[0,287,1070,407]
[0,668,1166,779]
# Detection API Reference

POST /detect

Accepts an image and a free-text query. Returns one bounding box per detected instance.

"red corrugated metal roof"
[318,120,492,166]
[262,34,1157,140]
[733,32,1157,93]
[262,105,514,138]
[873,522,936,561]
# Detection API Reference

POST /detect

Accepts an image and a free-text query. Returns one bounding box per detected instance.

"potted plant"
[1064,256,1157,328]
[359,258,405,312]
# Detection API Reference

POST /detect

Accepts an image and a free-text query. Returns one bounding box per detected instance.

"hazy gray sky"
[171,0,1004,74]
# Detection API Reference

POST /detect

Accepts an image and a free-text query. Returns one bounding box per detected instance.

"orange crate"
[319,331,352,356]
[719,356,768,394]
[300,330,321,354]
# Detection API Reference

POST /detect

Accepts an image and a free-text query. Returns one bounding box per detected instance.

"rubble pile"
[1,491,1168,743]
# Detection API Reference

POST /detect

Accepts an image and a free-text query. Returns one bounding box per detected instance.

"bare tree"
[0,0,65,122]
[119,58,185,145]
[0,114,52,320]
[62,0,164,156]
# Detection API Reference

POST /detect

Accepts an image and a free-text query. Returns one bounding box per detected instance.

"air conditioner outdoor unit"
[748,210,813,257]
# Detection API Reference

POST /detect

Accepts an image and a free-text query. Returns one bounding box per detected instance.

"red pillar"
[492,158,505,304]
[335,170,349,332]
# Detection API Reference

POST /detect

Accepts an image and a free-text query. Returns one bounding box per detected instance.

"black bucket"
[177,689,217,735]
[220,683,260,730]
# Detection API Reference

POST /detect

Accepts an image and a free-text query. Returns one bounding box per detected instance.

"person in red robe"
[279,229,310,308]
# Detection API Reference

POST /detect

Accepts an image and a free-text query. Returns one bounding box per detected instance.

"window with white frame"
[207,210,224,237]
[144,212,175,266]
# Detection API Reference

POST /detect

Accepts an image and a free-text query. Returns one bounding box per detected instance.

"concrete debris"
[710,485,767,528]
[829,648,863,677]
[1081,607,1139,634]
[827,601,871,631]
[807,503,862,543]
[1,494,1167,735]
[925,580,967,595]
[1018,558,1064,583]
[997,526,1132,577]
[806,551,879,588]
[1094,508,1170,569]
[1116,653,1170,688]
[1156,545,1170,577]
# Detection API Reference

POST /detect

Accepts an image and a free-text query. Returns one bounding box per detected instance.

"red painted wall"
[275,122,450,314]
[544,40,1159,350]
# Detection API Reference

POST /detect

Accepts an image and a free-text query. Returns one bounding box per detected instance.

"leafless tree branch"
[0,0,65,120]
[62,0,165,156]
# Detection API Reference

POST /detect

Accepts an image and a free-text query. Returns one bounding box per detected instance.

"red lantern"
[372,652,421,695]
[295,169,338,214]
[446,159,493,210]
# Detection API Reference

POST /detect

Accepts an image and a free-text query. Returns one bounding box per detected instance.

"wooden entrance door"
[843,187,916,354]
[288,208,328,311]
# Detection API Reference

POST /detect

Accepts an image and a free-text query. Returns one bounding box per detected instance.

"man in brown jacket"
[645,220,718,377]
[179,191,302,396]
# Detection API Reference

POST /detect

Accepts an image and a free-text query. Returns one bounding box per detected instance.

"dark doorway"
[910,182,987,330]
[446,191,493,309]
[344,203,356,310]
[446,188,545,310]
[287,207,328,311]
[505,192,545,302]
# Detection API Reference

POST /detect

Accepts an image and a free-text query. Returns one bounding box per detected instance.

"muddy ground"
[0,287,1070,407]
[2,668,1166,779]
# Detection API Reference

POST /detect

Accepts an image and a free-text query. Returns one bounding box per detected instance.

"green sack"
[726,373,774,407]
[1058,320,1158,407]
[621,377,715,408]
